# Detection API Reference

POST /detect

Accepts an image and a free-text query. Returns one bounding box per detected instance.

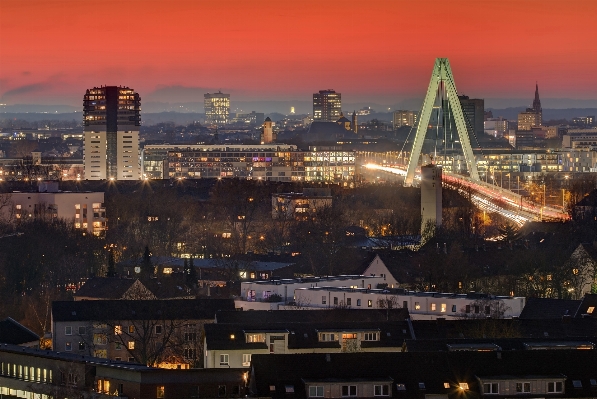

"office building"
[141,144,355,184]
[313,90,342,122]
[204,91,230,125]
[392,110,417,130]
[83,86,141,180]
[518,83,542,130]
[458,95,485,135]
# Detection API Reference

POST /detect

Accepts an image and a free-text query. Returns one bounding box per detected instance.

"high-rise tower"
[313,90,342,122]
[83,86,141,180]
[532,83,542,114]
[517,83,542,130]
[204,91,230,125]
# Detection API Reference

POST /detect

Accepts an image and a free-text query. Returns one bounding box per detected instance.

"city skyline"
[1,0,597,108]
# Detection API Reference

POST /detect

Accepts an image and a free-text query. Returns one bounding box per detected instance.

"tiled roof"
[74,277,138,299]
[519,297,581,319]
[52,298,235,322]
[215,309,409,324]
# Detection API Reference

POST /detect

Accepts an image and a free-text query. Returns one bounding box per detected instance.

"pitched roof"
[52,298,235,322]
[519,297,581,319]
[215,309,409,324]
[74,277,138,299]
[575,294,597,318]
[0,318,39,345]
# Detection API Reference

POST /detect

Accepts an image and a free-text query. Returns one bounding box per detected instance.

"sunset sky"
[1,0,596,108]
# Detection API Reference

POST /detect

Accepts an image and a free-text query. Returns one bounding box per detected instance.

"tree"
[141,246,153,277]
[187,257,198,288]
[106,250,117,277]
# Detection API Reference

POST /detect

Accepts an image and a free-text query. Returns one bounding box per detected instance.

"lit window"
[459,383,469,391]
[588,306,595,314]
[443,383,450,389]
[246,333,265,343]
[441,303,447,312]
[128,341,135,350]
[114,325,122,335]
[157,386,165,398]
[415,302,420,310]
[65,342,72,351]
[431,303,436,311]
[129,325,135,333]
[368,300,373,308]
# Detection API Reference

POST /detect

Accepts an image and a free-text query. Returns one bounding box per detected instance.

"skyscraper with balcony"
[204,91,230,125]
[313,90,342,122]
[83,86,141,180]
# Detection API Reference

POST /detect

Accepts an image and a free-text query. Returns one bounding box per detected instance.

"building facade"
[1,181,106,236]
[204,92,231,125]
[272,188,332,220]
[313,90,342,122]
[458,96,485,134]
[517,84,542,130]
[141,145,355,184]
[392,110,417,130]
[83,86,141,180]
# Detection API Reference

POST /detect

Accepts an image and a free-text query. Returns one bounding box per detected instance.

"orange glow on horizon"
[1,0,597,104]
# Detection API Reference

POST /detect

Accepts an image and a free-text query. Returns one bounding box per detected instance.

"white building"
[1,181,106,236]
[236,275,386,310]
[293,287,526,320]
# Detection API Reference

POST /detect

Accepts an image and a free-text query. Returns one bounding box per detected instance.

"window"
[441,303,447,312]
[65,342,72,351]
[322,296,327,305]
[415,302,420,310]
[363,332,379,341]
[485,306,491,315]
[342,333,357,339]
[78,342,85,350]
[285,385,295,393]
[418,383,426,390]
[547,382,563,393]
[65,326,72,335]
[452,305,457,312]
[220,354,229,366]
[128,341,135,350]
[78,326,86,335]
[342,385,357,397]
[334,297,338,305]
[396,384,406,391]
[346,298,352,306]
[590,379,597,387]
[431,303,436,311]
[155,325,162,334]
[242,354,251,367]
[185,332,197,341]
[466,305,471,313]
[320,333,337,341]
[515,382,529,393]
[114,325,122,335]
[184,348,197,359]
[246,333,265,343]
[459,383,469,390]
[357,299,361,306]
[309,386,324,397]
[588,306,595,314]
[572,380,582,388]
[483,382,500,394]
[128,325,135,333]
[368,300,373,308]
[443,383,450,389]
[157,385,165,398]
[128,357,135,362]
[374,385,389,396]
[218,385,227,397]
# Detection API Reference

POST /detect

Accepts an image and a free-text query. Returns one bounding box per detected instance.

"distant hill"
[488,108,597,121]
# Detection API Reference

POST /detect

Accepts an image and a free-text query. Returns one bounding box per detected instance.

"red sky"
[1,0,597,106]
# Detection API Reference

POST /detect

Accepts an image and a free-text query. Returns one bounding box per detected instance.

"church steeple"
[532,82,542,113]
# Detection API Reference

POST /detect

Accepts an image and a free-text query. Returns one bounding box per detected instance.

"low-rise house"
[51,298,234,368]
[205,309,410,369]
[271,188,332,220]
[249,350,597,399]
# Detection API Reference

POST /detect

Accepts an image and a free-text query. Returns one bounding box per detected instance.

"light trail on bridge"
[363,163,569,225]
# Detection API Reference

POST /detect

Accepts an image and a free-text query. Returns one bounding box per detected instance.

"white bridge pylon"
[404,58,479,187]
